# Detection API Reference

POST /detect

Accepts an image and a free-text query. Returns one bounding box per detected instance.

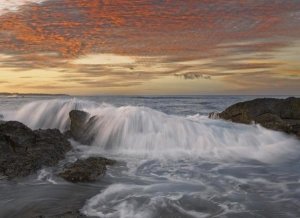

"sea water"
[0,95,300,218]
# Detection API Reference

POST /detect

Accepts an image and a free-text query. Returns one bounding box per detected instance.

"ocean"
[0,95,300,218]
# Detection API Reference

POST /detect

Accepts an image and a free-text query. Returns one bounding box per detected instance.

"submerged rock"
[0,121,72,178]
[69,110,98,145]
[59,157,116,183]
[210,97,300,137]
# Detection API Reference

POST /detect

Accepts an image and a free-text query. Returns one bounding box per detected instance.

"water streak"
[4,99,300,163]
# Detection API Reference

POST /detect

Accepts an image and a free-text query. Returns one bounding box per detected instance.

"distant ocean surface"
[0,95,293,114]
[1,95,300,218]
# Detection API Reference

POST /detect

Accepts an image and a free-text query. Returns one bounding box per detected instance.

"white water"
[4,99,99,131]
[4,99,300,163]
[3,98,300,218]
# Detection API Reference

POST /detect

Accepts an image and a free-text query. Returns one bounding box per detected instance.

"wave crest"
[5,99,300,162]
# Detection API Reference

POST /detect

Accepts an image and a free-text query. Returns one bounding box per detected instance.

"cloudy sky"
[0,0,299,95]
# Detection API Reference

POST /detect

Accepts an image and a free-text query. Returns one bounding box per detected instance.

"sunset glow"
[0,0,300,95]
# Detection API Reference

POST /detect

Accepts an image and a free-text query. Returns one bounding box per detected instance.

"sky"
[0,0,300,95]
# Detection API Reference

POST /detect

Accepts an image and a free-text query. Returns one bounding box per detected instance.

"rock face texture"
[0,112,116,181]
[0,121,72,178]
[59,157,116,183]
[210,97,300,137]
[69,110,97,145]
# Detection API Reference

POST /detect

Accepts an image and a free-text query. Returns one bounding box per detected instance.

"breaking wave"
[2,98,300,218]
[4,99,300,163]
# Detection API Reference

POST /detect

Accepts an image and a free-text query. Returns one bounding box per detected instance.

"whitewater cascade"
[4,99,300,163]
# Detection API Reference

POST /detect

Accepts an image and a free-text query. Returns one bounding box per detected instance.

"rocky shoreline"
[0,110,114,217]
[209,97,300,137]
[1,97,299,181]
[1,97,299,217]
[0,121,72,179]
[0,111,116,182]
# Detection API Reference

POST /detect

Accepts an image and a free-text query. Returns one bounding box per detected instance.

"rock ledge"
[209,97,300,137]
[0,121,72,178]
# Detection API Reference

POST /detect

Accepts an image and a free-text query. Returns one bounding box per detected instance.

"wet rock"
[0,121,37,158]
[0,121,72,178]
[59,157,116,183]
[69,110,90,141]
[211,97,300,137]
[69,110,98,144]
[63,130,72,139]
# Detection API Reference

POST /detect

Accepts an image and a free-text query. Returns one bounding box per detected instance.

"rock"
[69,110,90,141]
[69,110,98,144]
[0,121,72,178]
[63,130,72,139]
[212,97,300,137]
[0,121,37,152]
[59,157,116,183]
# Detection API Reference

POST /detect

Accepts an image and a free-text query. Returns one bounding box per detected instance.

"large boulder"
[0,121,72,178]
[0,121,37,152]
[210,97,300,137]
[59,157,116,183]
[69,110,98,145]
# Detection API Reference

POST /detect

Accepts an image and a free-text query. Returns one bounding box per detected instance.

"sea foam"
[4,99,300,163]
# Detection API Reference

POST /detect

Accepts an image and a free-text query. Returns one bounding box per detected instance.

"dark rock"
[69,110,90,141]
[63,130,72,139]
[59,157,116,183]
[69,110,98,144]
[0,121,36,152]
[0,121,72,178]
[211,97,300,137]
